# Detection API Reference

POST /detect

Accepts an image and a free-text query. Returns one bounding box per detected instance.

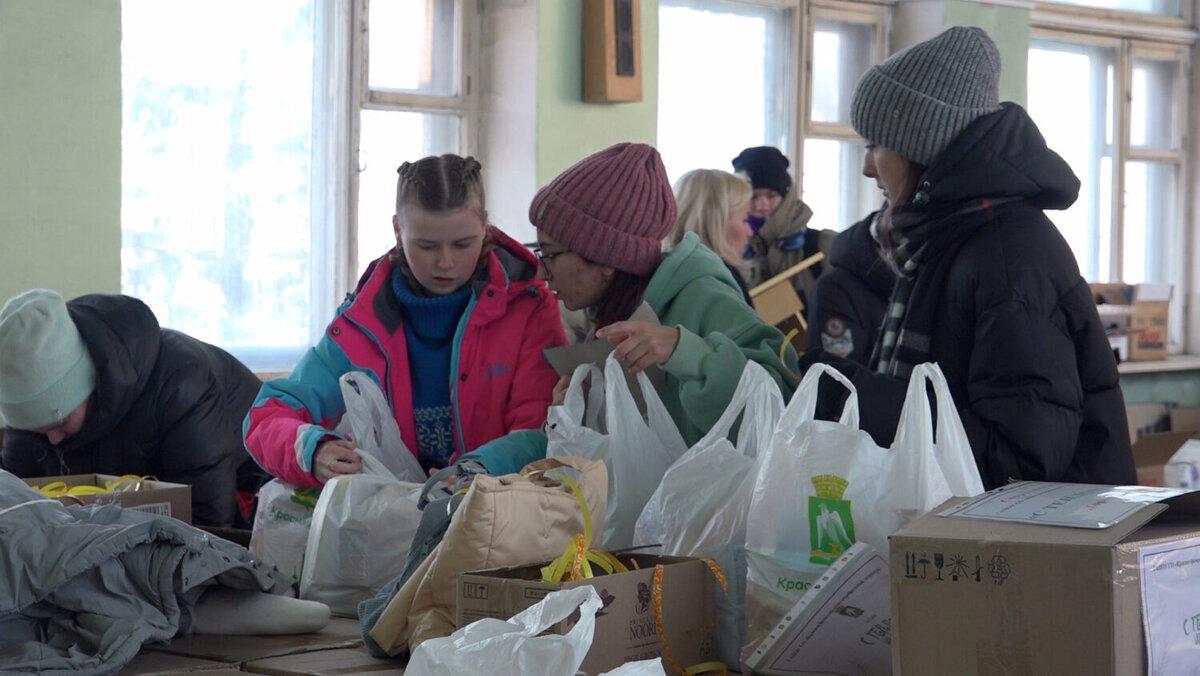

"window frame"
[1028,6,1192,351]
[343,0,480,298]
[800,0,888,149]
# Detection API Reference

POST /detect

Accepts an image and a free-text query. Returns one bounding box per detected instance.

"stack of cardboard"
[1092,282,1173,362]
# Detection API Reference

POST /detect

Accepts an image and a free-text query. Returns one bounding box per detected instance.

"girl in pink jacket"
[243,154,566,486]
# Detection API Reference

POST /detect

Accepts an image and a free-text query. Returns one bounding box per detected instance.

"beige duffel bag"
[368,456,608,655]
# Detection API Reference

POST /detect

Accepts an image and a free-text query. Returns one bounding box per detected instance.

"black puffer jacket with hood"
[0,294,269,526]
[816,103,1135,489]
[806,211,896,364]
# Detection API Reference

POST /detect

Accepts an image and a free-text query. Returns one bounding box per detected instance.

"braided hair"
[391,154,493,295]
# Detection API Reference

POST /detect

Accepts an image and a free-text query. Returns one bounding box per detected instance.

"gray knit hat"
[850,26,1002,167]
[0,289,96,429]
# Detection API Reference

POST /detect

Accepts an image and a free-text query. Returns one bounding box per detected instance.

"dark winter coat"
[0,294,269,526]
[810,103,1135,489]
[806,212,895,364]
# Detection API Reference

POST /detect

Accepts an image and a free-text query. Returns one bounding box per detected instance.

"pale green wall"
[944,0,1029,105]
[535,0,660,186]
[0,0,121,306]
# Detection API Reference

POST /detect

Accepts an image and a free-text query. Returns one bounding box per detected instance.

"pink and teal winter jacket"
[243,227,567,487]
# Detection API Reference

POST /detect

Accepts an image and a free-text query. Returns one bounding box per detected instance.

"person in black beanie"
[802,25,1134,490]
[731,146,835,308]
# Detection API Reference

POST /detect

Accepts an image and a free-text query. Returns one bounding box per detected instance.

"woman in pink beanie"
[471,142,800,475]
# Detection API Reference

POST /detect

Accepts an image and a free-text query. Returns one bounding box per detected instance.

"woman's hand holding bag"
[546,352,687,550]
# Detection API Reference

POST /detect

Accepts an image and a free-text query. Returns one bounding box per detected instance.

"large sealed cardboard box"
[23,473,192,524]
[891,482,1200,674]
[1092,282,1172,361]
[457,553,717,675]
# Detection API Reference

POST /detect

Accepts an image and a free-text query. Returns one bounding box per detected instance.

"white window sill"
[1117,354,1200,375]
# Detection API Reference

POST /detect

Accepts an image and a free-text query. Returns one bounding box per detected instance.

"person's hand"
[312,439,363,484]
[551,373,572,406]
[596,320,681,374]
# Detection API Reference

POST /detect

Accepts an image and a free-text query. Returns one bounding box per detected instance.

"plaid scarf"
[872,197,1018,378]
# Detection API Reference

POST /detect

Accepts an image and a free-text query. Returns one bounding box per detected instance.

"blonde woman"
[668,169,755,304]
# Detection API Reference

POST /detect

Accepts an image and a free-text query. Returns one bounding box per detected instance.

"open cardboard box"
[457,553,718,676]
[22,473,192,524]
[891,482,1200,674]
[1092,282,1172,361]
[1133,431,1200,487]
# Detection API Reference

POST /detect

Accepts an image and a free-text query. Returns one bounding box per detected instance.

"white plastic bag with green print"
[249,479,321,583]
[742,362,980,658]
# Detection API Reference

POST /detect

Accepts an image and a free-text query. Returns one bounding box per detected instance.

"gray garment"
[0,470,292,675]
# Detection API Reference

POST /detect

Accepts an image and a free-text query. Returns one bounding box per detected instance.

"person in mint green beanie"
[0,289,96,436]
[469,142,801,475]
[0,289,271,527]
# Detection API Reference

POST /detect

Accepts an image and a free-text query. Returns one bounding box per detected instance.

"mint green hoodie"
[471,232,799,474]
[647,232,800,444]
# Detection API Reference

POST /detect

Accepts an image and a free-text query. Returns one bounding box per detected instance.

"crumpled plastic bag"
[406,586,601,676]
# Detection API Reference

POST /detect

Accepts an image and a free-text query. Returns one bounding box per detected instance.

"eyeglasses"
[533,248,573,268]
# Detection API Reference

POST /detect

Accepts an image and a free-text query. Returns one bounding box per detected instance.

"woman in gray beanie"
[803,25,1135,489]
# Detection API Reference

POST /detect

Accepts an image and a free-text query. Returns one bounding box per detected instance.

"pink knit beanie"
[529,142,677,276]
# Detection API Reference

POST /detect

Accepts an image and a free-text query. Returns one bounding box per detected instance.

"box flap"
[1135,431,1200,467]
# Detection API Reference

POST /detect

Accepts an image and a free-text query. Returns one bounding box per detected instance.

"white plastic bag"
[301,372,426,616]
[406,585,602,676]
[300,453,423,616]
[632,361,784,667]
[337,371,425,483]
[600,660,667,675]
[249,478,319,583]
[743,362,981,654]
[893,362,986,498]
[547,352,687,549]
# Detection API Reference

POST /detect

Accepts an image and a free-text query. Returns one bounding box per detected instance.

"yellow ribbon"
[653,559,730,676]
[539,470,629,583]
[33,474,156,498]
[781,327,803,382]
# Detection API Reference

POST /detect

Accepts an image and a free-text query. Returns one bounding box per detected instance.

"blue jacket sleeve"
[466,428,548,476]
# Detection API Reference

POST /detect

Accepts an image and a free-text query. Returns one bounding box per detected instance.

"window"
[657,0,885,231]
[801,2,886,232]
[354,0,474,277]
[121,0,473,372]
[656,0,797,185]
[1026,19,1188,348]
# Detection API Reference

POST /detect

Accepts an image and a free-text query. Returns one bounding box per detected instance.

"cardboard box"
[121,650,238,674]
[891,483,1200,675]
[1171,407,1200,433]
[142,617,363,663]
[243,647,404,675]
[1133,431,1200,486]
[1092,283,1172,361]
[456,553,717,676]
[1126,402,1171,445]
[22,473,192,524]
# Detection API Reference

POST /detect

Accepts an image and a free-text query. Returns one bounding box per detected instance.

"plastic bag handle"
[560,361,602,423]
[692,361,784,457]
[778,363,859,437]
[601,352,684,452]
[894,362,985,496]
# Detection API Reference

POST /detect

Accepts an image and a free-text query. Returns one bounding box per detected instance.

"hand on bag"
[596,320,680,374]
[551,373,574,406]
[313,439,363,484]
